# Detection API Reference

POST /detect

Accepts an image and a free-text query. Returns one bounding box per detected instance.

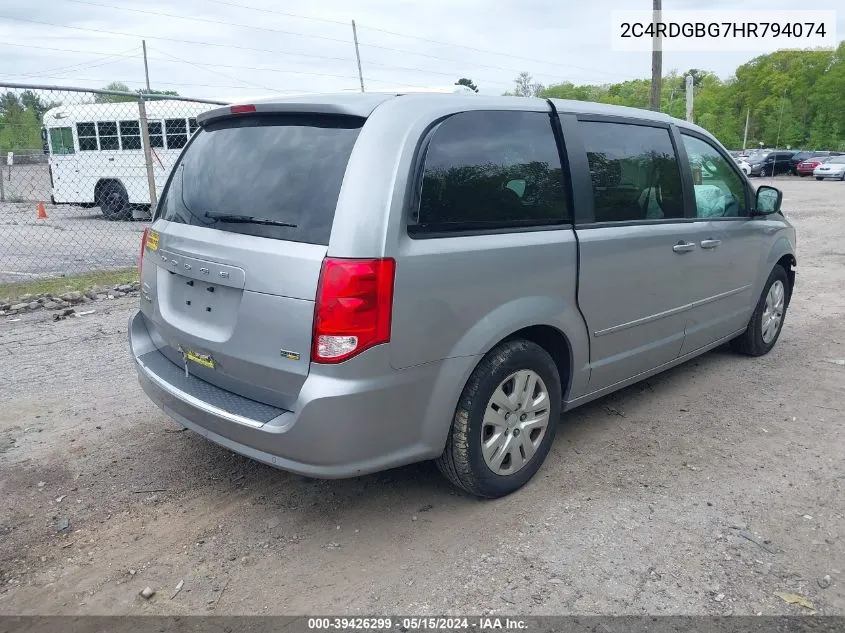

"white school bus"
[42,100,214,219]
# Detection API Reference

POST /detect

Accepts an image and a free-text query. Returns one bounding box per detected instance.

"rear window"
[157,114,364,245]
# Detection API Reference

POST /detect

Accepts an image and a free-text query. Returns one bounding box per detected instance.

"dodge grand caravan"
[130,94,796,498]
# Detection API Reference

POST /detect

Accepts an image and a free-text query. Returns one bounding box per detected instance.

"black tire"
[98,181,131,220]
[816,177,824,181]
[436,339,561,498]
[731,265,790,356]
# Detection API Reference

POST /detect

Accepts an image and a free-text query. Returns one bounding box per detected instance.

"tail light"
[312,257,396,364]
[139,227,150,273]
[230,104,256,114]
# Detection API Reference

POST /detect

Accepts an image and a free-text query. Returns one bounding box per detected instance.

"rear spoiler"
[197,94,394,127]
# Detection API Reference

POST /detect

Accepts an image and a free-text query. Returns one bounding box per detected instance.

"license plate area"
[157,269,244,343]
[181,347,216,369]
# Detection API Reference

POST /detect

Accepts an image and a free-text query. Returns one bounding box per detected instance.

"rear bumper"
[130,310,469,478]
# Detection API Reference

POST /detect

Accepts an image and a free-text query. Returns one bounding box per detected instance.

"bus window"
[188,118,199,135]
[97,121,119,150]
[165,118,188,149]
[77,122,98,151]
[119,121,142,150]
[49,128,75,155]
[148,121,164,148]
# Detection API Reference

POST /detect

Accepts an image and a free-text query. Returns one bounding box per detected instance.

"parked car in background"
[748,151,795,177]
[790,151,830,175]
[130,94,797,498]
[796,155,831,177]
[734,156,751,175]
[814,155,845,180]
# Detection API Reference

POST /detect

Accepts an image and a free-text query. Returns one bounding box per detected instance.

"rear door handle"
[673,241,696,254]
[700,239,722,249]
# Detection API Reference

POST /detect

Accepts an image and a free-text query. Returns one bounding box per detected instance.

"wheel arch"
[775,253,796,305]
[500,325,573,401]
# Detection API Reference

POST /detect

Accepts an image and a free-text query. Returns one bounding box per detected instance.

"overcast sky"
[1,0,842,101]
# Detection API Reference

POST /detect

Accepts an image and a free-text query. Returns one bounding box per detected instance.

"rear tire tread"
[436,339,560,498]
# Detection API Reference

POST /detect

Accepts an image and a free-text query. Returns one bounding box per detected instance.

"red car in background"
[797,155,831,176]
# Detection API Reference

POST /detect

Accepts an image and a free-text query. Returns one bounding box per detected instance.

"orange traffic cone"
[36,202,48,220]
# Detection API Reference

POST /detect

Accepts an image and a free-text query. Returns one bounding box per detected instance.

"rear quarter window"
[157,114,364,245]
[410,110,569,235]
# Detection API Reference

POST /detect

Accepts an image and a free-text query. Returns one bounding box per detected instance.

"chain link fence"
[0,82,225,290]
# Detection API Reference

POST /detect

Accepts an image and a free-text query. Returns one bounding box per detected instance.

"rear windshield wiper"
[204,211,297,228]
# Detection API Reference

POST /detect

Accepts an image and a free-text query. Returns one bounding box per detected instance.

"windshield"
[828,156,845,164]
[157,113,364,245]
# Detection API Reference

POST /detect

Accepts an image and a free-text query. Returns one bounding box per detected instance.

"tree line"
[498,42,845,151]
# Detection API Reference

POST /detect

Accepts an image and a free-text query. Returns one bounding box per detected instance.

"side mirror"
[754,185,782,215]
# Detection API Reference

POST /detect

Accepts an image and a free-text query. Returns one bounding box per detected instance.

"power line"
[150,47,279,93]
[146,48,453,89]
[20,46,140,78]
[58,0,631,80]
[65,0,354,45]
[1,37,509,88]
[1,73,300,91]
[203,0,634,79]
[0,13,631,87]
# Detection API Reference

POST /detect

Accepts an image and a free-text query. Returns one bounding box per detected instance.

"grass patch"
[1,268,138,302]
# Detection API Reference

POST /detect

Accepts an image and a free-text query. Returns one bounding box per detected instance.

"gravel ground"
[0,200,145,284]
[0,177,842,616]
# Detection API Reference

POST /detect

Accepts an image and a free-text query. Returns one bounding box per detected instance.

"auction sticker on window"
[611,10,836,52]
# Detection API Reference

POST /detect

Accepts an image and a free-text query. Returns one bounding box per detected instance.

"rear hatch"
[139,112,364,411]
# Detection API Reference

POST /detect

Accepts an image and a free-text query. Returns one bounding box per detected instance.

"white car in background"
[734,156,751,176]
[814,155,845,180]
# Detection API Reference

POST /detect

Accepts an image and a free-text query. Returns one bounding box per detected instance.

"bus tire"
[97,181,131,221]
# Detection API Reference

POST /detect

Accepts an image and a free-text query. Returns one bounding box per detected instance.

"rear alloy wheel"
[436,340,561,498]
[98,182,131,220]
[731,266,789,356]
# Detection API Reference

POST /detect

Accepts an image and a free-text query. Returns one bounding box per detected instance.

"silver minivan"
[130,94,796,498]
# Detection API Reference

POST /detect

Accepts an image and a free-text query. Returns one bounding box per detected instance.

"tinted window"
[581,122,684,222]
[148,121,164,148]
[77,122,97,151]
[165,118,188,149]
[681,134,747,218]
[413,111,568,233]
[97,121,119,150]
[158,114,363,245]
[119,120,141,150]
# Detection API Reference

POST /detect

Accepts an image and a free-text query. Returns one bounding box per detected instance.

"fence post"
[138,97,158,218]
[0,164,4,202]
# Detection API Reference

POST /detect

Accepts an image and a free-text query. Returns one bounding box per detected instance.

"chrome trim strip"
[594,285,751,337]
[136,357,266,429]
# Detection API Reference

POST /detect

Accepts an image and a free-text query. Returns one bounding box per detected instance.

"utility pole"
[142,40,151,92]
[649,0,662,111]
[351,20,365,93]
[685,74,694,122]
[742,109,749,150]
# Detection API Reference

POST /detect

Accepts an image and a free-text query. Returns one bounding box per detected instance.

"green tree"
[94,81,179,103]
[455,78,479,92]
[538,47,845,150]
[507,72,544,97]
